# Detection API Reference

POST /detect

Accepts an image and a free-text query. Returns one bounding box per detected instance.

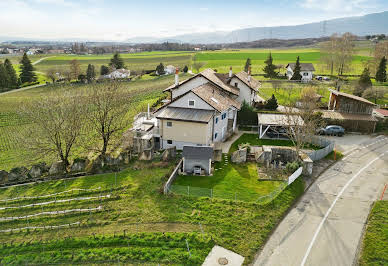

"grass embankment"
[0,159,305,264]
[0,74,190,171]
[359,200,388,266]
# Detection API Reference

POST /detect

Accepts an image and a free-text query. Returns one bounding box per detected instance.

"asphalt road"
[253,135,388,266]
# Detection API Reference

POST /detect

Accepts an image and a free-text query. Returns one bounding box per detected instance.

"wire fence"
[168,182,287,203]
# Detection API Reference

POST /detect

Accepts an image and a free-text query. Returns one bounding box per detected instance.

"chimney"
[175,67,179,86]
[229,66,233,78]
[248,66,251,82]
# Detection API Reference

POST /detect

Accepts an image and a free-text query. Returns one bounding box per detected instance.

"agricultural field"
[33,51,193,76]
[0,74,190,171]
[0,159,305,264]
[358,200,388,266]
[194,46,373,75]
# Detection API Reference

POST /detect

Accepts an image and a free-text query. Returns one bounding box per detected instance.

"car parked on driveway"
[317,125,345,136]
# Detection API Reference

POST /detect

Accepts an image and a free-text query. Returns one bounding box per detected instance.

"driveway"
[253,135,388,266]
[321,133,378,154]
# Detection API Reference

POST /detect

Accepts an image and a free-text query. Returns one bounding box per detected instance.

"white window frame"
[166,121,172,127]
[188,99,195,107]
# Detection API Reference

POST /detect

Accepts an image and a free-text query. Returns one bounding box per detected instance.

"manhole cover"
[218,257,228,265]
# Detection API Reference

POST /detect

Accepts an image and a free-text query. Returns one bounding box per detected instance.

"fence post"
[185,239,191,258]
[210,189,213,198]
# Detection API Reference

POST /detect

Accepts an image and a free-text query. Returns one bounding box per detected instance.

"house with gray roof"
[131,67,260,152]
[286,63,315,82]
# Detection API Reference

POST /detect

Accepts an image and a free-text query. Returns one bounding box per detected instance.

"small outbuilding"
[182,146,213,175]
[257,113,304,139]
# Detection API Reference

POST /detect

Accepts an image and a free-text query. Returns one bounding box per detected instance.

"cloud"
[300,0,378,13]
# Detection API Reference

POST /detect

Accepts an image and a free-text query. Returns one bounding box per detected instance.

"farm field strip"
[0,187,102,202]
[0,206,102,221]
[0,194,111,210]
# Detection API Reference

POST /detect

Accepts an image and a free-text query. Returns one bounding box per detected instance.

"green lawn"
[229,133,321,154]
[359,200,388,266]
[174,156,285,202]
[0,160,305,264]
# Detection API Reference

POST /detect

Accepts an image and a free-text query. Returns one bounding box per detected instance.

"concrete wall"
[160,119,212,149]
[169,91,214,110]
[171,76,208,99]
[183,157,211,175]
[231,77,255,104]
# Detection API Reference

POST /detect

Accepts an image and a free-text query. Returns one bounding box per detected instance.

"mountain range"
[126,11,388,44]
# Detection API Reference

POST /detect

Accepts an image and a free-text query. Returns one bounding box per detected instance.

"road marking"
[300,151,387,266]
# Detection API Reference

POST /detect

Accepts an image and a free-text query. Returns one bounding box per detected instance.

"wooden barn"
[322,89,377,133]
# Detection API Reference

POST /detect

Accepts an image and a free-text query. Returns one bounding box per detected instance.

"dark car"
[266,127,288,138]
[317,125,345,136]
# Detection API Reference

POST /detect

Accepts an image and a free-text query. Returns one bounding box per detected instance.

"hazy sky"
[0,0,387,41]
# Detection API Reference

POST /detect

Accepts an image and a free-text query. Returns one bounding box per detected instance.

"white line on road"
[300,151,387,266]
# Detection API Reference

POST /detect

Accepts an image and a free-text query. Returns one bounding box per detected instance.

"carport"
[257,113,304,139]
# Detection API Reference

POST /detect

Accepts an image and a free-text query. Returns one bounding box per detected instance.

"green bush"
[237,101,258,125]
[286,161,300,173]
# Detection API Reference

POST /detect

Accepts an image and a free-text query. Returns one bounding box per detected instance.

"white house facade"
[286,63,315,82]
[131,68,260,151]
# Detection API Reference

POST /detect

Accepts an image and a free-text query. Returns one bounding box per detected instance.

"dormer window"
[188,100,195,107]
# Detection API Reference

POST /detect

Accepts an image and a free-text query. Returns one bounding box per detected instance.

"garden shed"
[182,146,213,175]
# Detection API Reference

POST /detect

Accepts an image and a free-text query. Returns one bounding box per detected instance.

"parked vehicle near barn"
[317,125,345,136]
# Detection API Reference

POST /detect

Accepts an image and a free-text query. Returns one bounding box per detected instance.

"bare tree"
[20,90,85,169]
[46,68,57,83]
[69,59,81,80]
[320,33,356,76]
[63,69,72,82]
[85,82,132,156]
[192,61,206,73]
[283,86,324,155]
[362,87,386,104]
[270,80,282,93]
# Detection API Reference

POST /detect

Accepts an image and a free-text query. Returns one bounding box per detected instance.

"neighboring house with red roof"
[373,108,388,119]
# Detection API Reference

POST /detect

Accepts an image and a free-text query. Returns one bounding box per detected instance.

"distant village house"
[286,63,315,82]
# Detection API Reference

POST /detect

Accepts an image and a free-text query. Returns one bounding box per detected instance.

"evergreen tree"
[109,52,125,69]
[19,53,36,83]
[375,56,387,82]
[354,67,372,96]
[156,63,165,75]
[86,64,96,82]
[100,65,109,75]
[290,56,302,80]
[4,59,18,89]
[183,65,188,73]
[263,53,277,78]
[237,101,258,125]
[244,58,251,72]
[265,94,278,110]
[0,62,9,91]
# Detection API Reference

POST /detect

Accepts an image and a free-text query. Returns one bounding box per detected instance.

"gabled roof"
[321,111,378,122]
[234,71,260,91]
[183,146,213,160]
[163,68,239,95]
[156,107,214,123]
[192,83,241,112]
[286,63,315,71]
[329,89,376,106]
